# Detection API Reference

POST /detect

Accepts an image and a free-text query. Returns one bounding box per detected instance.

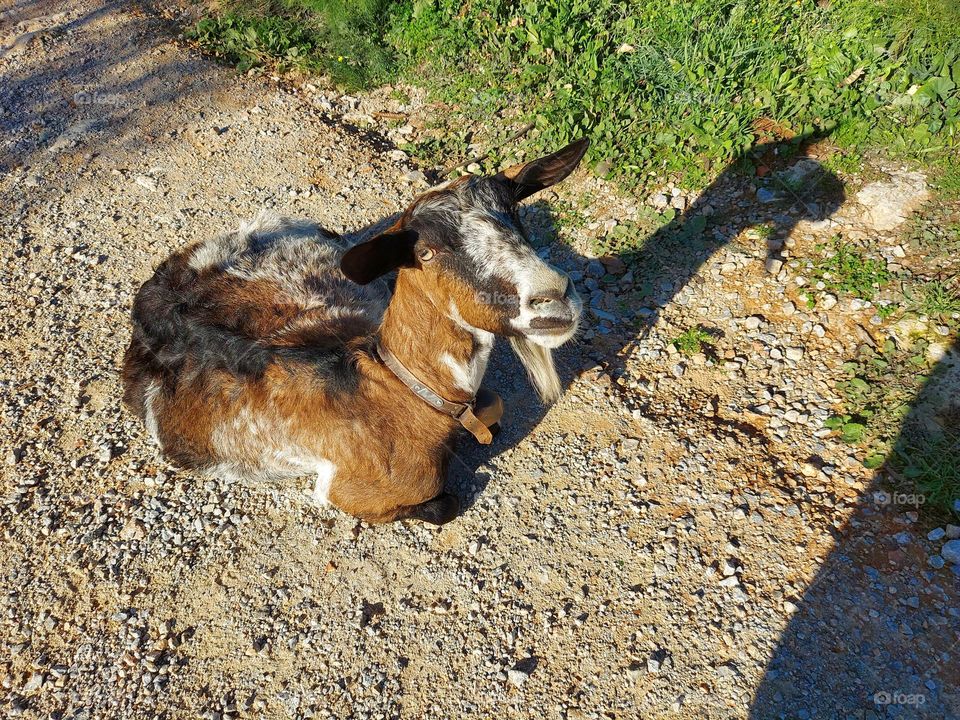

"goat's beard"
[509,337,562,404]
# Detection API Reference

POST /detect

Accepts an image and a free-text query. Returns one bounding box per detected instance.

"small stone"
[23,673,43,693]
[756,188,777,203]
[941,539,960,565]
[507,669,529,687]
[785,347,804,361]
[718,575,740,588]
[928,527,946,542]
[649,193,669,208]
[821,294,837,310]
[929,555,945,569]
[945,525,960,539]
[765,258,783,275]
[134,175,158,192]
[744,316,763,330]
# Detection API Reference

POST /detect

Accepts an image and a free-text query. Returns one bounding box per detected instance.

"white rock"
[134,175,158,192]
[507,669,529,687]
[855,171,929,231]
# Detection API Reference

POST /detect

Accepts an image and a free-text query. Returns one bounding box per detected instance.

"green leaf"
[841,422,866,443]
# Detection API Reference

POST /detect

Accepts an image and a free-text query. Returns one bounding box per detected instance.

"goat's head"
[341,138,589,402]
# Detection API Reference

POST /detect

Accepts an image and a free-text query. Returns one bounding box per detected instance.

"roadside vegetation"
[189,0,960,189]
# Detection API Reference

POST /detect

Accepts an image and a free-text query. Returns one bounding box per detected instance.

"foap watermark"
[871,490,926,508]
[73,89,124,107]
[475,291,520,308]
[873,690,926,707]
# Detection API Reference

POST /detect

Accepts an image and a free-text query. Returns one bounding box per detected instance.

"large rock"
[856,171,929,231]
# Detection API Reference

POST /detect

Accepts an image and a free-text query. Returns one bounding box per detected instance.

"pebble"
[507,669,530,687]
[134,175,158,192]
[927,527,945,542]
[941,539,960,565]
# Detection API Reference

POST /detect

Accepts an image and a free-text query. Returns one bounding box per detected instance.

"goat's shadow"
[446,133,845,511]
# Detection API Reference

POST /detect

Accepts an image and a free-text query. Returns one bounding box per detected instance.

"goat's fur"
[123,139,589,523]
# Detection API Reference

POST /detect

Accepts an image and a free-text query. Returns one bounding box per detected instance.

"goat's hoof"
[405,492,460,525]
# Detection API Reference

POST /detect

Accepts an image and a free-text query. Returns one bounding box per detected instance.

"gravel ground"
[2,1,959,719]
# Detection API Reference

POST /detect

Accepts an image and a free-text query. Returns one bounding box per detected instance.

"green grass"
[828,334,960,520]
[914,281,960,318]
[932,157,960,200]
[811,238,890,300]
[188,0,960,190]
[673,326,715,356]
[890,431,960,517]
[187,0,397,88]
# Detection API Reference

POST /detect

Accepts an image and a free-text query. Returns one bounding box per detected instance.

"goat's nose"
[527,286,569,315]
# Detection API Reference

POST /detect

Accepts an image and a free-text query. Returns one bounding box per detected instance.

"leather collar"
[374,342,494,445]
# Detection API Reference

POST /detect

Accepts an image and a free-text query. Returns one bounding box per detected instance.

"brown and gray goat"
[122,139,588,524]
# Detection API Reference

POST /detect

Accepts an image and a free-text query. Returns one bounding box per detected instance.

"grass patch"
[187,0,398,88]
[828,335,960,519]
[911,281,960,319]
[811,238,890,300]
[387,0,960,187]
[673,326,716,356]
[188,0,960,189]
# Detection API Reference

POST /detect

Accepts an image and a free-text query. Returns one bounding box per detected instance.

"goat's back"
[122,213,388,467]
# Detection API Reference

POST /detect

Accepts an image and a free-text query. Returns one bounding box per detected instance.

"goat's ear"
[495,137,590,202]
[340,229,419,285]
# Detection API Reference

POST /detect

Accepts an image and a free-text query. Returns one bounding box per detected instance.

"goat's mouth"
[520,314,580,348]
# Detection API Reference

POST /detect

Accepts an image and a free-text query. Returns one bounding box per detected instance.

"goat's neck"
[379,272,494,404]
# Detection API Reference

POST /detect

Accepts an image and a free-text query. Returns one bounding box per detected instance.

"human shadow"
[749,336,960,719]
[448,132,847,509]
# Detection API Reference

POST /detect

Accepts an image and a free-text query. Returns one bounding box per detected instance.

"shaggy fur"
[123,139,588,523]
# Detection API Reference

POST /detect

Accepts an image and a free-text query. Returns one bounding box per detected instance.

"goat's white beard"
[509,337,562,404]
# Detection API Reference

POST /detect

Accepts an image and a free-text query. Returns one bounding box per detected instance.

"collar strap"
[374,342,493,445]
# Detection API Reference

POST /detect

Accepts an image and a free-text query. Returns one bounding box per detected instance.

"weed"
[673,326,715,356]
[386,0,960,190]
[828,334,960,518]
[188,0,398,88]
[811,238,890,300]
[917,281,960,319]
[876,302,900,320]
[821,151,863,178]
[933,159,960,200]
[755,223,775,240]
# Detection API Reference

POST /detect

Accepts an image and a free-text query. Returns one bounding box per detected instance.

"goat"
[122,139,588,525]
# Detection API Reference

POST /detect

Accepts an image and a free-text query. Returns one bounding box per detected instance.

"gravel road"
[2,1,959,718]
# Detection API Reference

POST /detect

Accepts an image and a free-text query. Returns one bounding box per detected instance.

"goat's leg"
[398,492,460,525]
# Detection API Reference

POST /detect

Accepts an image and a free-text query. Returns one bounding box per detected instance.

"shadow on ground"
[452,134,959,716]
[749,336,960,719]
[452,132,845,507]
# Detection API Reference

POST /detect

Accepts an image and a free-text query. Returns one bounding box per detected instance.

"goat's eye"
[418,247,435,262]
